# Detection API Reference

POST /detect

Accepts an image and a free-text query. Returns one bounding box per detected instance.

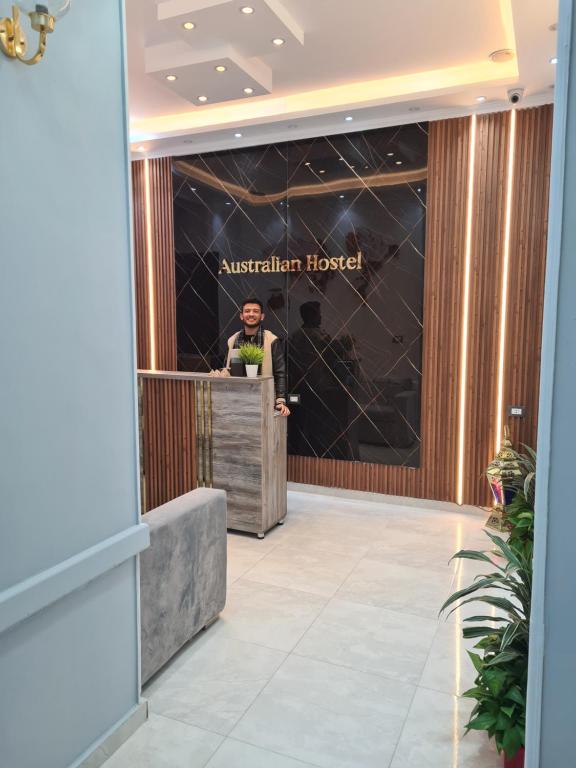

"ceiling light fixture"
[319,169,326,174]
[304,161,311,166]
[339,195,345,199]
[182,21,195,30]
[136,146,146,152]
[166,74,177,81]
[272,37,285,46]
[550,56,558,64]
[395,160,403,165]
[243,87,254,94]
[234,132,242,138]
[240,6,254,14]
[387,152,394,157]
[344,115,353,121]
[489,48,515,63]
[215,65,227,72]
[476,96,487,102]
[198,95,208,102]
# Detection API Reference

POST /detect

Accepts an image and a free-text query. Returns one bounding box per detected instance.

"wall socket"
[508,405,525,417]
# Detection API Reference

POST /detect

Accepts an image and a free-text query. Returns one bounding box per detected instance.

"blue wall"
[526,0,576,765]
[0,1,148,766]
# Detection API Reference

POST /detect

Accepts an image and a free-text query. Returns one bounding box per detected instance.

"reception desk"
[138,371,287,537]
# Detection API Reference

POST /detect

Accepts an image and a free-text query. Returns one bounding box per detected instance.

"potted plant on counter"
[440,447,535,768]
[238,342,265,378]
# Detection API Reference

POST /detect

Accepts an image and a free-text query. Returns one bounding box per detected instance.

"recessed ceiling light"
[198,95,208,102]
[417,187,422,193]
[234,132,242,138]
[215,65,227,72]
[489,48,515,63]
[476,96,487,102]
[339,194,345,199]
[395,160,403,166]
[182,21,195,30]
[345,115,353,121]
[191,187,197,192]
[243,87,254,94]
[240,6,254,13]
[272,38,285,46]
[350,165,356,169]
[550,56,558,64]
[387,152,394,157]
[319,169,326,174]
[136,146,146,152]
[166,74,177,81]
[338,157,344,161]
[304,161,311,166]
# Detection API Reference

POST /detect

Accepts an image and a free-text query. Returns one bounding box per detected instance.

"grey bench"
[139,488,227,684]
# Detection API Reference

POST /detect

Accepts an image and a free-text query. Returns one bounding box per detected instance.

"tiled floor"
[104,490,501,768]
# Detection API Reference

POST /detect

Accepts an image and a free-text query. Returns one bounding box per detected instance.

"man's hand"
[275,402,290,417]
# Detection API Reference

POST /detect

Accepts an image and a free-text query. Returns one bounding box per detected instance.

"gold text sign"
[219,252,363,275]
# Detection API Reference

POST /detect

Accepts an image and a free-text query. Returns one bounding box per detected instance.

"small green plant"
[238,342,265,365]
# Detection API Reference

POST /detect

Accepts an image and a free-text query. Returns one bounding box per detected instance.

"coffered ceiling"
[127,0,558,156]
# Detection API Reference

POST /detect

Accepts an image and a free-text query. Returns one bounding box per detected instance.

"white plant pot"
[245,364,259,378]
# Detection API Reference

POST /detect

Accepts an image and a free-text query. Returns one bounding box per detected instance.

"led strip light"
[495,109,517,454]
[143,158,157,371]
[456,115,478,506]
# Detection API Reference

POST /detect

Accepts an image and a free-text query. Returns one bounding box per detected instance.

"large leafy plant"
[441,445,536,760]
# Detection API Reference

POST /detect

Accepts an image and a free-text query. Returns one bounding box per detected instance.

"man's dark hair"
[241,297,264,311]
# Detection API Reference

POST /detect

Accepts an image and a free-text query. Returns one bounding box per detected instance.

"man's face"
[240,303,264,328]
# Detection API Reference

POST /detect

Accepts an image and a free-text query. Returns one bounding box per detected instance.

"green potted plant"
[238,342,265,378]
[440,447,535,768]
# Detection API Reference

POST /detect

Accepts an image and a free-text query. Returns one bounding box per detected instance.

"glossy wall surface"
[174,125,428,467]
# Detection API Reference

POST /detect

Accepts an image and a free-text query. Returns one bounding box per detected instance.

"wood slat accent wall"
[464,112,511,506]
[131,106,552,507]
[504,105,553,453]
[140,376,196,512]
[131,158,178,371]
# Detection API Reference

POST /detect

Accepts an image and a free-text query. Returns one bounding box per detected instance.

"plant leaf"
[485,650,523,667]
[468,712,498,731]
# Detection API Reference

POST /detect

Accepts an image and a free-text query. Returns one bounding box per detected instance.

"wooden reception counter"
[138,371,287,537]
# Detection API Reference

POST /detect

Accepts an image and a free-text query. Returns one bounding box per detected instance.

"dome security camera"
[507,88,525,105]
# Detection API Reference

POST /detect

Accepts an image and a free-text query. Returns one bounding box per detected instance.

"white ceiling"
[126,0,558,157]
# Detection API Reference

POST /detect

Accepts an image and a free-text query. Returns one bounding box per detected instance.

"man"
[226,298,290,416]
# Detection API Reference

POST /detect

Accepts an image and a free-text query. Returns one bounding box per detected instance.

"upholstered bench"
[139,488,227,684]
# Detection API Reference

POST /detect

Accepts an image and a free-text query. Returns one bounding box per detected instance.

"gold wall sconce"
[0,2,70,65]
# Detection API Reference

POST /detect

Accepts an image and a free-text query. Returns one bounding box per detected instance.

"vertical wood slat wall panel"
[504,105,553,453]
[140,376,196,512]
[131,161,149,369]
[464,112,510,506]
[131,107,552,508]
[132,158,178,372]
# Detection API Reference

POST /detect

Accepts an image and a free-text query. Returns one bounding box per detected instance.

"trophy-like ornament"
[485,426,523,531]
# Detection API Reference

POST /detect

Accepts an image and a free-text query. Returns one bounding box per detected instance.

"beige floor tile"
[389,687,501,768]
[205,738,318,767]
[148,636,286,735]
[294,598,438,683]
[231,655,415,768]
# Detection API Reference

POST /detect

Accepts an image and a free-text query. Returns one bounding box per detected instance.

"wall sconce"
[0,2,70,66]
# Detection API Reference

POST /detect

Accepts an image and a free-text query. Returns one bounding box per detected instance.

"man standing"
[226,298,290,416]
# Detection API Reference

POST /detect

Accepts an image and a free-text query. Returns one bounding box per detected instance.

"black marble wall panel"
[174,124,427,467]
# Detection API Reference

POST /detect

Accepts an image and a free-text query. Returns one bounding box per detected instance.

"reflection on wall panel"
[140,376,197,512]
[173,126,427,468]
[132,158,178,371]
